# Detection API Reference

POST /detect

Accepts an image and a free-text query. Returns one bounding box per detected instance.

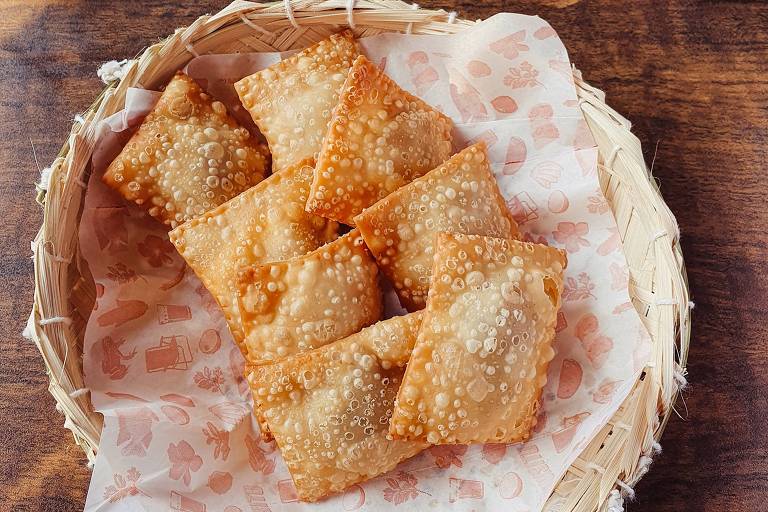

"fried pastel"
[237,229,383,363]
[235,31,359,171]
[307,55,454,225]
[355,142,519,311]
[249,312,428,502]
[169,159,338,345]
[103,71,269,227]
[390,233,566,445]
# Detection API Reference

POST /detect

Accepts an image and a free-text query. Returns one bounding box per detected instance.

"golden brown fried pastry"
[237,230,383,363]
[355,142,519,311]
[168,160,338,345]
[103,71,269,227]
[306,55,454,225]
[235,31,359,171]
[390,232,566,445]
[249,312,428,502]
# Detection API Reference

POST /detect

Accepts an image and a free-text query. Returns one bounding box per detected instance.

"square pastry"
[250,312,428,502]
[169,159,338,345]
[103,71,269,227]
[306,55,454,225]
[355,142,519,311]
[235,31,359,170]
[237,229,383,363]
[390,232,566,445]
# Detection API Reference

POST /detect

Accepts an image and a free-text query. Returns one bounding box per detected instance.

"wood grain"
[1,1,766,511]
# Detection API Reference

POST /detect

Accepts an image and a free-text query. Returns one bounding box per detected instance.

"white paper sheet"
[80,13,651,512]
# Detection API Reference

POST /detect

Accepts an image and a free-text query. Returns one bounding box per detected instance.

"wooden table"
[1,1,766,510]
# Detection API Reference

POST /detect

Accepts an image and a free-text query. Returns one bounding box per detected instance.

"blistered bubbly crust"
[355,142,519,311]
[249,312,428,502]
[236,229,383,363]
[307,55,454,225]
[389,232,566,445]
[169,159,338,346]
[103,71,269,227]
[235,31,359,170]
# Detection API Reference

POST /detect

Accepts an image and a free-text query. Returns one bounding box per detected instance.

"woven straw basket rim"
[25,1,691,510]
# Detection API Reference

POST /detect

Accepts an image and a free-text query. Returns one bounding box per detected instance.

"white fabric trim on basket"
[673,369,688,389]
[585,462,606,474]
[238,12,273,36]
[185,42,200,58]
[345,0,356,28]
[76,168,89,189]
[607,489,624,512]
[615,478,636,499]
[39,316,73,326]
[69,388,90,399]
[284,0,300,28]
[406,3,419,34]
[97,59,131,84]
[447,11,457,24]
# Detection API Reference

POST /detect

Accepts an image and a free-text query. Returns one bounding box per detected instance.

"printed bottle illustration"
[145,335,193,372]
[170,491,206,512]
[449,478,484,502]
[158,304,192,324]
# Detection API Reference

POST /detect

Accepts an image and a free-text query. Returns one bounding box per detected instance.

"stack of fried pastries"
[103,31,567,503]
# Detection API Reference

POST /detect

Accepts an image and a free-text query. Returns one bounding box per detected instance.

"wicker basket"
[25,1,691,510]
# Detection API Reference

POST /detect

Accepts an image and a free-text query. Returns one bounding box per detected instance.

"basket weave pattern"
[25,1,691,510]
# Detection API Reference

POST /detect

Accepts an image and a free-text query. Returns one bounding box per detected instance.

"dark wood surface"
[1,1,766,511]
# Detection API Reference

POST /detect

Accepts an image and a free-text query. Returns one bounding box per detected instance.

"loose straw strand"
[283,0,299,28]
[345,0,356,28]
[406,3,419,34]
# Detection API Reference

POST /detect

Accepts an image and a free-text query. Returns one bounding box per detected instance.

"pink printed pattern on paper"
[81,13,651,512]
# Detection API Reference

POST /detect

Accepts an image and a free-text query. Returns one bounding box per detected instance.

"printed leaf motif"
[203,421,231,461]
[503,61,540,88]
[245,433,276,475]
[194,366,225,393]
[103,467,148,502]
[382,471,428,505]
[106,262,139,284]
[562,272,596,301]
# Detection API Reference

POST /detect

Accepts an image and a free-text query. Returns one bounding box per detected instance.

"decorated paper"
[80,13,650,512]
